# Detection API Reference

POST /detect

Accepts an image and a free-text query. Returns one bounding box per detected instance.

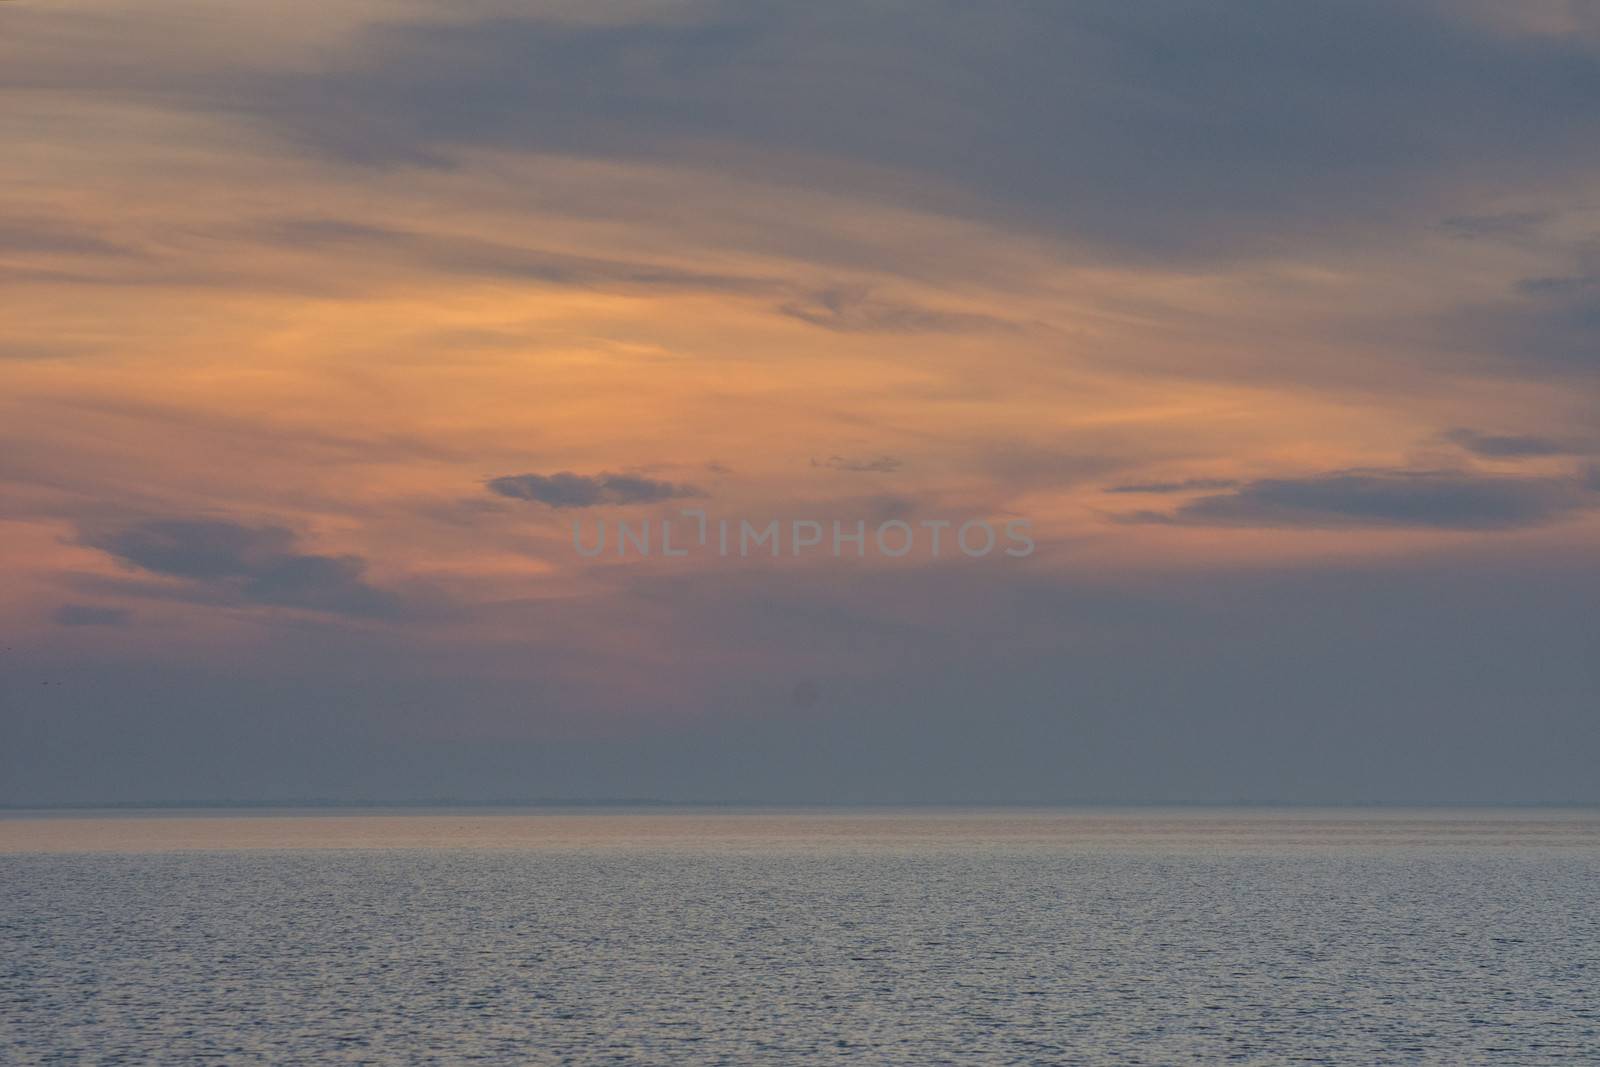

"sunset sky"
[3,0,1599,804]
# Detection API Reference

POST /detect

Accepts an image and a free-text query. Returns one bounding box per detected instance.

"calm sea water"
[2,809,1597,1064]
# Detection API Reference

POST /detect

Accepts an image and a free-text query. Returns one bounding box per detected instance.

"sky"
[2,0,1599,805]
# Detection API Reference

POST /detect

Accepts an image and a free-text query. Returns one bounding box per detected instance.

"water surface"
[3,809,1597,1064]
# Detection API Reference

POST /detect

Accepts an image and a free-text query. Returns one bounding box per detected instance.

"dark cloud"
[778,287,1014,334]
[6,3,1593,275]
[222,2,1600,260]
[81,519,402,617]
[1105,477,1240,494]
[53,604,131,627]
[1123,469,1598,530]
[487,471,706,508]
[1444,428,1576,458]
[816,454,902,474]
[5,3,1599,271]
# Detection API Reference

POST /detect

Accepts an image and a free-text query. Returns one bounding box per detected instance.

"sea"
[2,808,1597,1064]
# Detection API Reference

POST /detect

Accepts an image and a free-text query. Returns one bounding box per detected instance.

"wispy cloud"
[779,287,1014,334]
[1105,478,1240,494]
[487,472,706,508]
[253,217,774,295]
[815,454,902,474]
[0,217,139,258]
[1444,428,1577,458]
[1121,469,1599,530]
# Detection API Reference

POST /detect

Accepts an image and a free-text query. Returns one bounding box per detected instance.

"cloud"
[1515,273,1599,297]
[778,287,1014,334]
[218,2,1600,260]
[487,471,706,508]
[978,444,1123,493]
[0,218,136,258]
[816,454,902,474]
[1105,477,1240,494]
[53,604,131,627]
[861,494,917,521]
[13,4,1600,274]
[1122,469,1598,530]
[254,216,771,295]
[1450,264,1600,371]
[81,519,402,617]
[1444,428,1576,458]
[1435,211,1548,240]
[0,342,89,362]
